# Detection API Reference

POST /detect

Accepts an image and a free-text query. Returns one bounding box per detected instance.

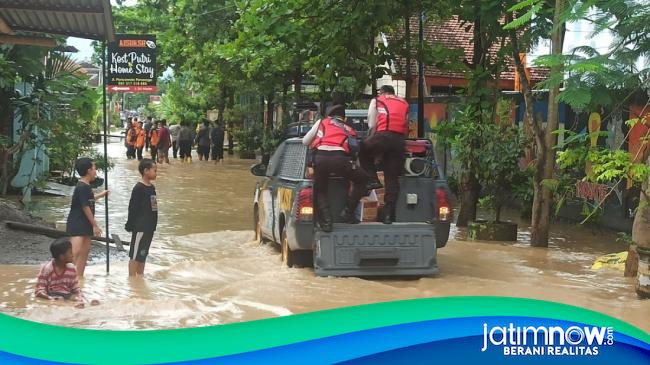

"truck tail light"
[436,187,453,222]
[296,187,313,221]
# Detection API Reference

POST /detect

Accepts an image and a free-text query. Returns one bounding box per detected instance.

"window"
[348,117,368,133]
[266,143,284,177]
[278,142,307,180]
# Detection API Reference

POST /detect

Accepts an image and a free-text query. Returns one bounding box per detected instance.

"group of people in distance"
[126,117,225,164]
[125,116,171,164]
[35,157,159,307]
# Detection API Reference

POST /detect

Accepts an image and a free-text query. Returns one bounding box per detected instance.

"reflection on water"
[0,141,648,332]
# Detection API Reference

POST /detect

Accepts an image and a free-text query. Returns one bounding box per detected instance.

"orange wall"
[629,105,650,162]
[394,76,515,98]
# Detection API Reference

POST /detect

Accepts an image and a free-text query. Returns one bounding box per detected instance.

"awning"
[0,0,115,46]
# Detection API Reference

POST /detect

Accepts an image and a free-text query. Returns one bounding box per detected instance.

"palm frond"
[46,54,82,79]
[571,45,601,58]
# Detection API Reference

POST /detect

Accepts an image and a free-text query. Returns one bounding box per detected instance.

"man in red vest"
[303,105,368,232]
[361,85,409,224]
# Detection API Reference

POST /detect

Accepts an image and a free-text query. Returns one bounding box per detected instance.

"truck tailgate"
[313,223,438,277]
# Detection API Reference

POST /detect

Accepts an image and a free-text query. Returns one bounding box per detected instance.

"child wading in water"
[66,158,109,278]
[125,159,158,276]
[35,237,99,308]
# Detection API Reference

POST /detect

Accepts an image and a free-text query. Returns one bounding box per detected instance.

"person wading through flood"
[143,116,153,151]
[149,121,159,162]
[125,118,136,160]
[157,119,172,164]
[178,121,193,163]
[66,158,110,278]
[302,105,368,232]
[125,159,158,277]
[134,121,146,161]
[169,122,180,159]
[195,120,211,161]
[361,85,409,224]
[210,121,225,163]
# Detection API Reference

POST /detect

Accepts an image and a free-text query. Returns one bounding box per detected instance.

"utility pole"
[417,12,425,138]
[101,41,110,273]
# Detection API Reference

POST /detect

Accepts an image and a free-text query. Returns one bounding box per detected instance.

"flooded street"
[0,141,648,332]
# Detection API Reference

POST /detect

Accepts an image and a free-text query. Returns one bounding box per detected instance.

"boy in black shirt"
[66,158,110,278]
[125,159,158,276]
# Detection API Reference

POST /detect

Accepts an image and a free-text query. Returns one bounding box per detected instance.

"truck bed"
[313,222,438,277]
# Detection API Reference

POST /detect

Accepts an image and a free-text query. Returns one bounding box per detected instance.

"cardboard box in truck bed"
[355,190,379,222]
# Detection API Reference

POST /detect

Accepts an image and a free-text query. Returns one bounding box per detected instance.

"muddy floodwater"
[0,141,648,332]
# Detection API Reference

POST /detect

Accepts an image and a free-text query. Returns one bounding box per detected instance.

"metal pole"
[102,41,110,273]
[417,12,425,138]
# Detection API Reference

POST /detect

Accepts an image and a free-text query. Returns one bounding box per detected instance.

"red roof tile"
[387,16,548,84]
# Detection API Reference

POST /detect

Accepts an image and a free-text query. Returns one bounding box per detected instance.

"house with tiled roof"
[379,16,647,234]
[77,61,102,88]
[383,16,549,98]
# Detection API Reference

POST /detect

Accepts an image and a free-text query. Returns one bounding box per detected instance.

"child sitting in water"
[35,237,99,308]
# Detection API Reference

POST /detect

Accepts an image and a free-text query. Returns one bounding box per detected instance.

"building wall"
[406,91,642,232]
[372,74,407,98]
[10,82,49,202]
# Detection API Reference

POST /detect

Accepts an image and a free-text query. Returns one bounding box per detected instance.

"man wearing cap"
[302,105,368,232]
[361,85,409,224]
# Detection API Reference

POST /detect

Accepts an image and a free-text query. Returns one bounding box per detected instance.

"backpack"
[330,117,360,160]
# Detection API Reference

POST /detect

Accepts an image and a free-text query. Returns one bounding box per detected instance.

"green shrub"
[232,125,261,154]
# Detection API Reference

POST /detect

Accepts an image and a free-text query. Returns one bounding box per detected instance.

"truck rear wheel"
[296,250,314,268]
[281,229,295,267]
[254,206,264,244]
[256,220,265,244]
[435,222,450,248]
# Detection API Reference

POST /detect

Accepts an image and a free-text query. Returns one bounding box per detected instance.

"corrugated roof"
[0,0,114,41]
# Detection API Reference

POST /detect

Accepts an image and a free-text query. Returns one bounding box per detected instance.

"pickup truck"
[251,125,453,277]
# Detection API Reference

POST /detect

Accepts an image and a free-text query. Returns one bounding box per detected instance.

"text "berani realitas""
[481,323,614,356]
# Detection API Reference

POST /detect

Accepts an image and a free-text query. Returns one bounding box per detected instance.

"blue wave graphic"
[0,316,647,364]
[0,351,70,365]
[173,317,649,365]
[340,336,650,365]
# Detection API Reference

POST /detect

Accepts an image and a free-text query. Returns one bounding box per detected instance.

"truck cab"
[252,117,453,277]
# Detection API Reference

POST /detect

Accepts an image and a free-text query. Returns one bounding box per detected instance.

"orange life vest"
[311,117,356,155]
[375,94,409,135]
[150,129,159,146]
[126,128,137,146]
[135,127,145,148]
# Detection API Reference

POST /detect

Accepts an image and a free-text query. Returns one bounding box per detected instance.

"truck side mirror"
[251,163,267,176]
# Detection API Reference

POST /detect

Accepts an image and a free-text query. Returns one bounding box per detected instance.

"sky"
[67,37,95,62]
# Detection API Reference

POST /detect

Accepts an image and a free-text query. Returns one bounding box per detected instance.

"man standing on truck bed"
[361,85,409,225]
[302,105,368,232]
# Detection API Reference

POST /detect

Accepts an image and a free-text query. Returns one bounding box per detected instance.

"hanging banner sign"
[107,34,157,93]
[575,181,611,204]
